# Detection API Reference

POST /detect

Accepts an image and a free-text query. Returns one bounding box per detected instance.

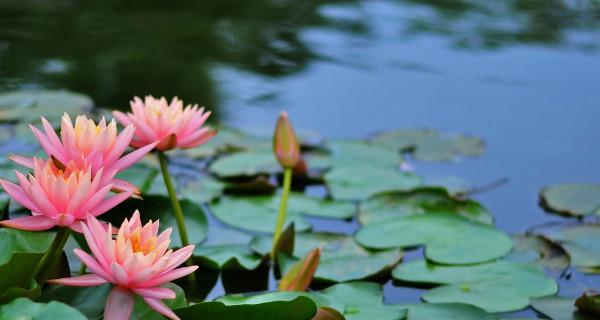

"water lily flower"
[49,211,197,320]
[0,159,132,232]
[113,95,216,151]
[11,114,157,194]
[273,111,300,169]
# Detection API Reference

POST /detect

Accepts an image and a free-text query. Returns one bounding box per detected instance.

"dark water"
[1,0,600,316]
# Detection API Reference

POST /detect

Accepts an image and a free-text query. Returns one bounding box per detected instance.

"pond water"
[1,0,600,317]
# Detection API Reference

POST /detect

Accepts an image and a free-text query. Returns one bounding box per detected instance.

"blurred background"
[0,0,599,233]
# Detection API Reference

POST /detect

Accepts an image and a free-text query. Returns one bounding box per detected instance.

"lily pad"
[175,296,317,320]
[253,232,401,282]
[194,245,264,271]
[147,172,225,204]
[115,163,159,194]
[393,260,558,312]
[106,195,208,247]
[544,224,600,273]
[210,194,356,234]
[540,184,600,217]
[209,150,279,178]
[530,296,596,320]
[355,212,512,264]
[324,165,421,201]
[404,303,492,320]
[506,234,570,271]
[371,129,485,162]
[0,229,54,300]
[0,90,93,124]
[320,282,407,320]
[313,140,404,170]
[181,127,270,159]
[216,291,344,312]
[358,187,493,226]
[0,297,86,319]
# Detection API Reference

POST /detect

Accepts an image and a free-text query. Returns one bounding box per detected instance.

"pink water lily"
[11,114,157,194]
[49,211,197,320]
[0,159,132,232]
[113,96,216,151]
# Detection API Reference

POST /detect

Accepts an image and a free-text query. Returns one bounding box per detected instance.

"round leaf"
[0,298,86,320]
[540,184,600,217]
[0,90,93,124]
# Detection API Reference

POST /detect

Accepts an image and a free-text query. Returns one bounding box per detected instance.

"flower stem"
[272,168,293,258]
[34,227,70,285]
[158,151,196,285]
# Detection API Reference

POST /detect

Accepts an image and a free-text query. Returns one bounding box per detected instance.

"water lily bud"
[273,112,300,169]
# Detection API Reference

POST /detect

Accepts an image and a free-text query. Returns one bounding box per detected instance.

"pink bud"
[273,112,300,169]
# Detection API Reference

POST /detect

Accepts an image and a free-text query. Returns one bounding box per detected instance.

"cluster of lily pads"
[0,89,598,319]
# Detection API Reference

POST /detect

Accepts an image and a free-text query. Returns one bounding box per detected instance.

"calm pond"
[1,0,599,318]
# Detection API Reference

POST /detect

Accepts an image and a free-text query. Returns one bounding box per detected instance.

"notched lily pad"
[0,90,93,124]
[371,129,485,162]
[355,212,512,264]
[324,165,421,201]
[393,259,558,313]
[0,297,86,319]
[506,234,570,272]
[321,282,407,320]
[542,224,600,273]
[209,150,279,178]
[312,140,404,170]
[531,296,596,320]
[358,187,493,226]
[540,184,600,217]
[404,303,491,320]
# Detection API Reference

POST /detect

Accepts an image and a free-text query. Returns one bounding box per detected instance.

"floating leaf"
[279,248,321,291]
[506,234,569,271]
[312,307,345,320]
[531,296,596,320]
[540,184,600,217]
[321,282,407,320]
[175,296,317,320]
[314,140,404,170]
[216,291,344,312]
[0,297,86,319]
[355,212,512,264]
[324,165,421,201]
[194,245,264,271]
[404,303,491,320]
[543,224,600,273]
[132,283,187,320]
[146,171,225,204]
[115,163,159,194]
[254,232,401,283]
[393,260,558,312]
[358,187,493,226]
[0,229,54,301]
[209,150,279,178]
[371,129,484,162]
[107,195,208,247]
[0,90,93,124]
[210,194,355,233]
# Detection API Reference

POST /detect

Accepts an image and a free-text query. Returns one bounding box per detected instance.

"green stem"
[272,168,293,257]
[158,151,196,286]
[34,227,70,285]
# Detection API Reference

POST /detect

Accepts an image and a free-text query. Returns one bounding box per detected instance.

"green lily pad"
[132,283,187,320]
[216,291,344,312]
[371,129,485,162]
[544,224,600,273]
[355,212,512,264]
[0,229,54,301]
[194,245,264,271]
[0,297,86,320]
[506,234,570,271]
[209,150,279,178]
[210,193,355,234]
[252,232,401,283]
[147,172,225,204]
[404,303,492,320]
[358,187,493,226]
[540,184,600,217]
[313,140,404,170]
[393,260,558,313]
[181,127,270,159]
[106,195,208,247]
[530,296,596,320]
[324,165,421,201]
[320,282,407,320]
[115,163,159,194]
[0,90,93,124]
[175,296,317,320]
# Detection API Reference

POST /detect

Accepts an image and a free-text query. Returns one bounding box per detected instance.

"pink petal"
[133,287,176,300]
[73,249,114,282]
[112,111,133,127]
[0,215,55,231]
[111,262,130,286]
[89,190,134,216]
[9,154,34,168]
[0,179,39,212]
[143,297,180,320]
[104,286,134,320]
[111,179,140,195]
[41,117,68,162]
[143,266,198,288]
[111,141,157,172]
[29,124,60,158]
[47,274,108,286]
